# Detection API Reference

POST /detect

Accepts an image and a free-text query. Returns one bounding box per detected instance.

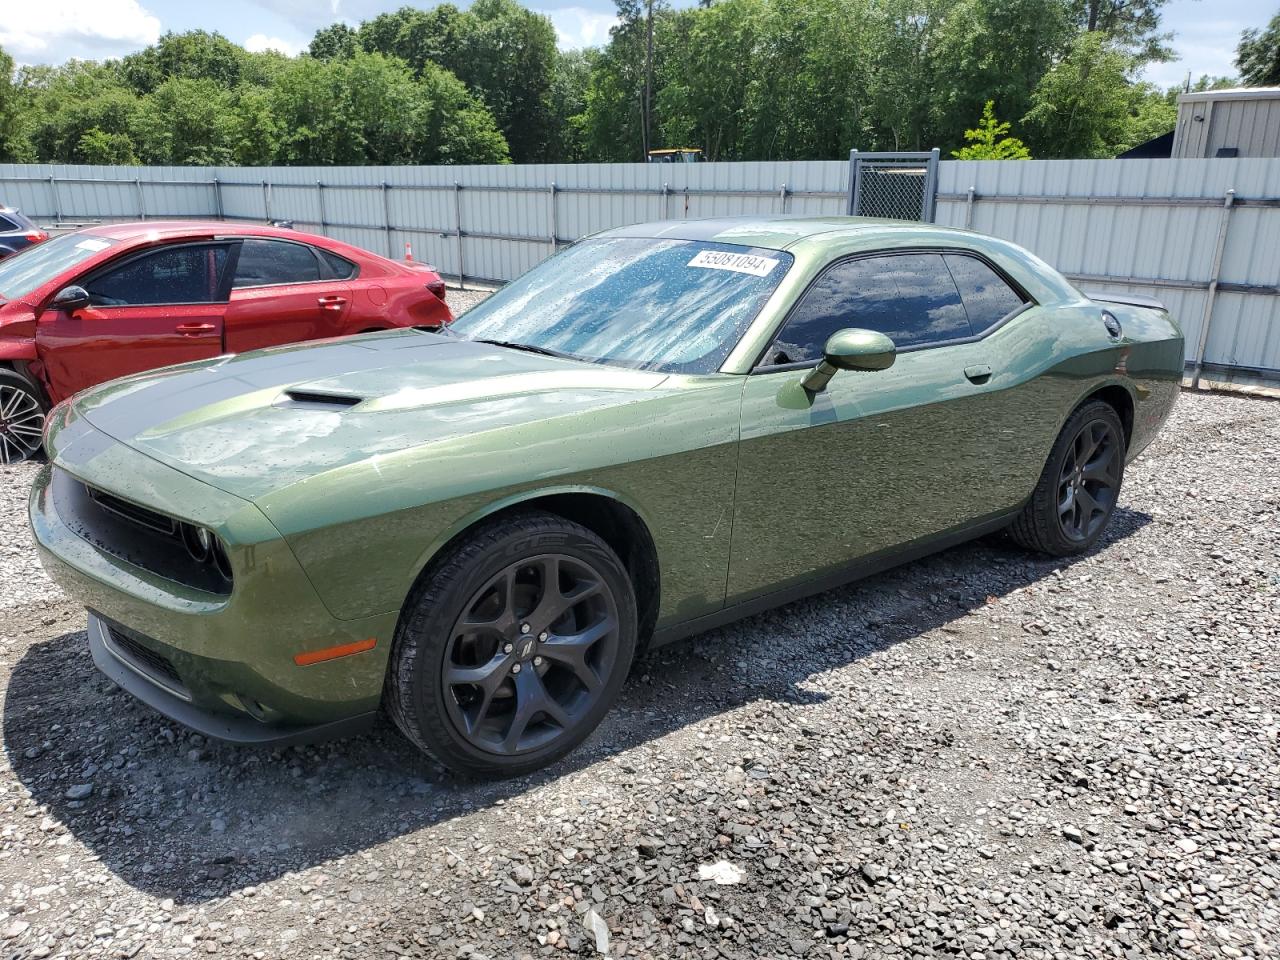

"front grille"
[52,468,232,596]
[104,624,191,700]
[85,486,176,535]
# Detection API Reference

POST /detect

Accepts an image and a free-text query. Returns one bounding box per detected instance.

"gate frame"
[847,148,940,222]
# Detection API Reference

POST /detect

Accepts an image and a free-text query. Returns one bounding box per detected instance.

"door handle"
[964,363,993,384]
[175,322,217,335]
[318,296,348,311]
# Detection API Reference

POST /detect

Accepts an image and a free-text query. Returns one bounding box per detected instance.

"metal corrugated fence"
[1,158,1276,380]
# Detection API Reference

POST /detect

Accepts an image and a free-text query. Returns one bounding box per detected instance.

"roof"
[80,220,323,242]
[1178,86,1280,103]
[597,215,962,252]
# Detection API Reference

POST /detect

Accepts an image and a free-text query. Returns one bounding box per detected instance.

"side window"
[84,244,230,306]
[944,254,1026,332]
[233,239,322,288]
[0,215,19,231]
[768,253,971,364]
[318,248,358,280]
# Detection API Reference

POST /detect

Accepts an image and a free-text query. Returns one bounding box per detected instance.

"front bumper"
[89,613,375,746]
[29,416,399,741]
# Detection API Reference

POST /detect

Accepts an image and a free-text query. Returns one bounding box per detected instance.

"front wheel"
[0,369,48,465]
[1009,400,1126,556]
[386,511,637,777]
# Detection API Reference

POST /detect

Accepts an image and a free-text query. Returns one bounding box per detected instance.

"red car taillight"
[426,279,447,302]
[25,231,47,243]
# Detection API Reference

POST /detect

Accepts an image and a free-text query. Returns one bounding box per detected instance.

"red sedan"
[0,222,451,463]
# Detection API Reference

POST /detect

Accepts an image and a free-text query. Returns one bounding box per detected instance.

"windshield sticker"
[74,239,112,252]
[687,250,780,277]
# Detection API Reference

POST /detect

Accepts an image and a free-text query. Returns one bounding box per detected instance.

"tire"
[0,368,49,465]
[386,510,637,777]
[1009,399,1126,556]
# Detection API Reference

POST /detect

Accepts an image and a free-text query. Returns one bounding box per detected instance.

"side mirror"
[50,285,91,313]
[801,328,896,393]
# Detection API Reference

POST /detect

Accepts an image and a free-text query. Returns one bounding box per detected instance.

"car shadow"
[3,508,1151,903]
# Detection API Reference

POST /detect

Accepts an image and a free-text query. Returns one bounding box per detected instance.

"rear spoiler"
[1085,290,1167,311]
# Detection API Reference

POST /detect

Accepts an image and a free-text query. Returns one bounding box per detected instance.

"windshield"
[451,238,793,373]
[0,232,119,300]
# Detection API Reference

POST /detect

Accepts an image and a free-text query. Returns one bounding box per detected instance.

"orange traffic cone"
[404,241,414,261]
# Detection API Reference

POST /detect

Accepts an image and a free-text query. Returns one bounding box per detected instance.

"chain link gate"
[847,148,940,221]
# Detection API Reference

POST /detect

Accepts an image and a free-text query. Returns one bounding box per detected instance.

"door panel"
[36,242,231,401]
[37,303,224,400]
[224,280,352,353]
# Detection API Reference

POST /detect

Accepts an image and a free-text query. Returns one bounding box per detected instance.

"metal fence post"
[1190,188,1237,389]
[922,147,940,222]
[661,182,669,220]
[454,181,465,290]
[381,181,393,258]
[211,178,224,220]
[316,181,327,236]
[262,180,271,221]
[548,181,558,255]
[778,183,788,215]
[964,186,976,229]
[48,174,62,222]
[135,178,146,220]
[847,150,861,216]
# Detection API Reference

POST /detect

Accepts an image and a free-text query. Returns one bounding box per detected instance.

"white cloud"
[1140,14,1248,89]
[537,7,619,50]
[244,32,306,56]
[0,0,161,62]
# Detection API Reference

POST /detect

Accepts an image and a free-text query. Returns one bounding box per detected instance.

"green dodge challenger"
[30,217,1183,776]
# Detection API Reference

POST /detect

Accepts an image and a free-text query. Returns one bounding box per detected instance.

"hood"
[73,330,669,502]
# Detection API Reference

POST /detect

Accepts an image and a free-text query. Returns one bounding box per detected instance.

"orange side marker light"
[293,638,377,666]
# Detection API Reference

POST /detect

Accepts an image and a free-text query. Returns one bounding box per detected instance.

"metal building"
[1173,87,1280,159]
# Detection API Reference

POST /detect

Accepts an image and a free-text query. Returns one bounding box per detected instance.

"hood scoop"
[282,389,364,409]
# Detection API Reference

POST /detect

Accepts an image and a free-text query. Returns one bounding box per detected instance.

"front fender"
[0,335,37,362]
[406,483,657,584]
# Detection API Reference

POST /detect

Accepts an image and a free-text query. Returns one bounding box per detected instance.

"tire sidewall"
[1044,402,1126,554]
[400,522,637,776]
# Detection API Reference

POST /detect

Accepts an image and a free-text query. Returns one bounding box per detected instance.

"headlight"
[180,522,232,586]
[42,398,76,448]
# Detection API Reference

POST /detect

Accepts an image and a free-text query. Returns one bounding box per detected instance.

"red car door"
[36,242,232,400]
[223,238,353,353]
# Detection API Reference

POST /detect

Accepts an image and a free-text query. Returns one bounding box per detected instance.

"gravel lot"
[0,390,1276,960]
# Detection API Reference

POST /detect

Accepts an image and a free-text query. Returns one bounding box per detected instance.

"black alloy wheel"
[387,511,637,777]
[1057,418,1121,543]
[442,553,622,755]
[1009,399,1127,556]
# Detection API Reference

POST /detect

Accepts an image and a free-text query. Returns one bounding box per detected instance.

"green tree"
[1236,12,1280,86]
[657,0,762,159]
[350,1,557,161]
[268,52,508,165]
[22,62,141,163]
[1069,0,1171,60]
[1023,31,1136,157]
[309,23,360,60]
[0,47,30,162]
[952,101,1032,158]
[76,129,139,164]
[547,49,594,162]
[121,31,245,94]
[131,77,237,164]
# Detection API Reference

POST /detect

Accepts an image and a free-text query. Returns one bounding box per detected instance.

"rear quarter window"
[944,254,1027,332]
[318,248,358,280]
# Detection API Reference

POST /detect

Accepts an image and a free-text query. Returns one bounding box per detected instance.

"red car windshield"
[0,232,120,301]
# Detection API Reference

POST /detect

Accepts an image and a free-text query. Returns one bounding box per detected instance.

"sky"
[0,0,1270,89]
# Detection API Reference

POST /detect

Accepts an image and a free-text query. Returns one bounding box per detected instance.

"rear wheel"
[0,369,47,465]
[386,511,637,777]
[1010,400,1125,556]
